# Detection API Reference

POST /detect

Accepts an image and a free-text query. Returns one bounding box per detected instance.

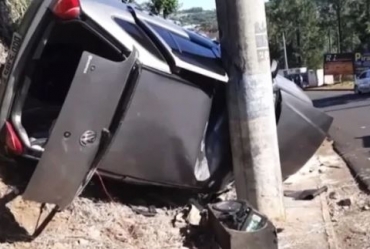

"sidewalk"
[278,140,346,249]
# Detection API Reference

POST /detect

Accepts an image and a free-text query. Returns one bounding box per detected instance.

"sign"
[354,52,370,76]
[323,53,354,75]
[2,32,22,83]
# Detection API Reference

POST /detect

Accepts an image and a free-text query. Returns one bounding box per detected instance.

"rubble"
[186,205,202,227]
[337,198,352,207]
[328,191,338,200]
[361,205,370,211]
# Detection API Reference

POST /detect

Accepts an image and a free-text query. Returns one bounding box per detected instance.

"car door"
[365,71,370,86]
[357,72,366,85]
[0,0,139,209]
[22,49,138,209]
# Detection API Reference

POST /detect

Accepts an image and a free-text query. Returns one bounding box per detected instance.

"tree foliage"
[175,0,370,70]
[144,0,180,18]
[4,0,370,71]
[266,0,370,69]
[266,0,326,69]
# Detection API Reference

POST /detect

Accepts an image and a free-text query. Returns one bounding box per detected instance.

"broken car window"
[114,18,165,62]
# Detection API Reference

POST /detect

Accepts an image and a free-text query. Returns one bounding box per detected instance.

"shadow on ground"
[312,93,370,108]
[0,190,32,243]
[355,136,370,149]
[0,158,34,243]
[0,156,202,209]
[180,226,216,249]
[0,157,219,244]
[82,175,201,208]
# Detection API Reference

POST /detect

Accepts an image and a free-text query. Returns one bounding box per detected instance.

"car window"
[366,71,370,78]
[147,22,178,50]
[171,33,217,59]
[114,18,165,61]
[185,30,217,50]
[148,22,224,75]
[359,72,367,79]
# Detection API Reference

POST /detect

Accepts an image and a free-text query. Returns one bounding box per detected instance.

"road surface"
[307,90,370,189]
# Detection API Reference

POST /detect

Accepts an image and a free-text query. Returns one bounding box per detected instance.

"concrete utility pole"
[215,0,285,220]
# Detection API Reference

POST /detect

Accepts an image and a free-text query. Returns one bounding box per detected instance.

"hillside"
[171,8,218,38]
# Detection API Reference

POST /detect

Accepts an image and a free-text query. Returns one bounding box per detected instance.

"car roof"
[130,8,220,51]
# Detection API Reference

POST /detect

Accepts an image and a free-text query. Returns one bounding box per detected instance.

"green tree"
[319,0,353,53]
[266,0,326,69]
[146,0,179,18]
[346,0,370,51]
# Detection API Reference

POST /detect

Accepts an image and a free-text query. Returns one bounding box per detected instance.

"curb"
[305,88,353,92]
[331,133,370,193]
[319,191,339,249]
[326,123,370,193]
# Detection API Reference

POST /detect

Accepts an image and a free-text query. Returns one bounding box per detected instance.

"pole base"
[207,200,278,249]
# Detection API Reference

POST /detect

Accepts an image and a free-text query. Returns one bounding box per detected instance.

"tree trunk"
[296,28,301,66]
[328,29,332,52]
[336,9,343,53]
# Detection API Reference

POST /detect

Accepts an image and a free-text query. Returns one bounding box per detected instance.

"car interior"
[17,21,122,149]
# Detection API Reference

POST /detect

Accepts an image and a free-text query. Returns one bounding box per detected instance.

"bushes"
[0,0,30,47]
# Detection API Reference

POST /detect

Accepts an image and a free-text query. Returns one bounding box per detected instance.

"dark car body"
[0,0,333,209]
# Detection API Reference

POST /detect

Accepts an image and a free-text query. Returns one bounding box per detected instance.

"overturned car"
[0,0,333,209]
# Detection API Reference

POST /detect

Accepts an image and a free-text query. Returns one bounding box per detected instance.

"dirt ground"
[278,139,370,249]
[0,141,368,249]
[322,151,370,249]
[0,40,367,247]
[303,139,370,249]
[0,159,189,249]
[0,156,228,249]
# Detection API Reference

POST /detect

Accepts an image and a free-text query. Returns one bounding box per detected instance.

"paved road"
[307,90,370,189]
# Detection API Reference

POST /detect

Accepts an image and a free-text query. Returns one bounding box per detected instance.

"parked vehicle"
[354,69,370,94]
[285,73,308,89]
[0,0,333,209]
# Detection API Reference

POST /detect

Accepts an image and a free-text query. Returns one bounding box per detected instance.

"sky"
[180,0,215,10]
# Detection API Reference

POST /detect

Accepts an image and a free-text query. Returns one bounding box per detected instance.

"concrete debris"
[337,198,352,207]
[129,205,157,217]
[329,191,338,200]
[88,228,101,240]
[284,186,328,200]
[186,204,202,226]
[362,205,370,211]
[78,239,89,246]
[349,225,367,235]
[172,211,187,228]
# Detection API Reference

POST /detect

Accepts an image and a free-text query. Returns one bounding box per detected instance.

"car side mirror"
[271,60,279,79]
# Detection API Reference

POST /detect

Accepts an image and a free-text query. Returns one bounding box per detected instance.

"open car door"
[22,49,138,209]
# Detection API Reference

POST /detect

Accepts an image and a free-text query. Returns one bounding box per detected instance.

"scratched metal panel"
[23,50,136,209]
